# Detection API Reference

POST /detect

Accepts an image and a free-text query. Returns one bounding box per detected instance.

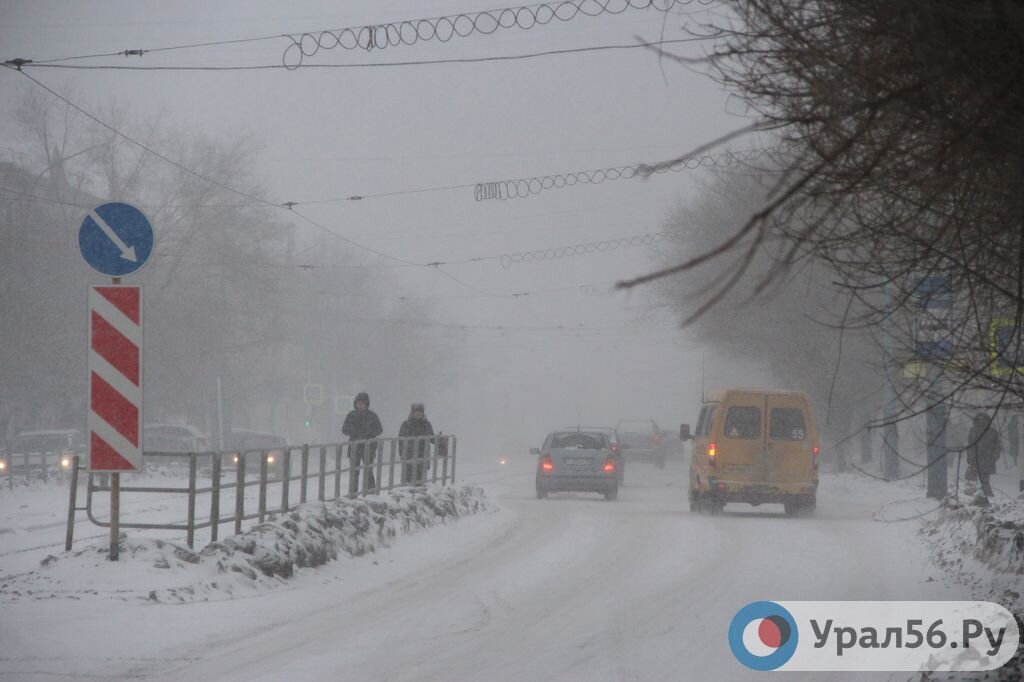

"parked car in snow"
[2,429,84,477]
[534,429,619,501]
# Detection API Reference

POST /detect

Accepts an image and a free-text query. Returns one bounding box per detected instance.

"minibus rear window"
[769,408,806,440]
[724,406,761,439]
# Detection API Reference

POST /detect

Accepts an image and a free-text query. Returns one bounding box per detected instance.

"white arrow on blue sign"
[78,202,154,278]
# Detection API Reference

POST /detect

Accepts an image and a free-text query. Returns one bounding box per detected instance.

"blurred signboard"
[913,273,953,361]
[303,383,324,405]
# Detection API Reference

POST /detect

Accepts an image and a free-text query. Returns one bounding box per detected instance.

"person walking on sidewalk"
[966,412,1001,503]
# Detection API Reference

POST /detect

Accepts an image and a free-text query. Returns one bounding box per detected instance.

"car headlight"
[266,455,275,464]
[0,460,6,470]
[232,454,239,463]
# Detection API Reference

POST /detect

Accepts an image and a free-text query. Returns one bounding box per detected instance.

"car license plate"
[566,457,592,466]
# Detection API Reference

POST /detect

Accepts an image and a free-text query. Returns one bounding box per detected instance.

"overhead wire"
[1,42,749,302]
[9,68,271,208]
[475,147,778,201]
[16,38,715,73]
[25,34,286,65]
[280,0,714,68]
[1,66,467,281]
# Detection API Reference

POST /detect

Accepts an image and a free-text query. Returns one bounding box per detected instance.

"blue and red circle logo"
[729,601,799,671]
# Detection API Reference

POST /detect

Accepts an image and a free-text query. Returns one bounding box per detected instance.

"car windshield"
[550,432,605,449]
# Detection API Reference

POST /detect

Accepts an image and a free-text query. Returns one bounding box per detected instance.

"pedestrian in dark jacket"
[966,412,1001,502]
[342,392,383,494]
[399,403,434,484]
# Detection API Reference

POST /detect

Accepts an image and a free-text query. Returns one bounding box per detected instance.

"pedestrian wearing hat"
[342,392,383,494]
[399,403,434,484]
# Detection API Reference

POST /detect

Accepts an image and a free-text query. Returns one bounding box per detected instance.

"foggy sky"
[0,1,776,454]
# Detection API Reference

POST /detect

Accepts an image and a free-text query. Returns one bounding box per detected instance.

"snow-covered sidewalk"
[1,484,492,605]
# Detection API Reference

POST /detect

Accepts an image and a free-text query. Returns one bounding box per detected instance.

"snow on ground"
[915,485,1024,681]
[0,454,1021,681]
[1,485,492,605]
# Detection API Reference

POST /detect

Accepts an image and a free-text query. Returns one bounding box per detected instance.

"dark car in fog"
[222,428,288,480]
[534,429,619,501]
[2,429,84,477]
[615,419,668,469]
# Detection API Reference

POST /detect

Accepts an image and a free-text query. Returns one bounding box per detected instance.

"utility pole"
[915,271,952,498]
[925,363,948,499]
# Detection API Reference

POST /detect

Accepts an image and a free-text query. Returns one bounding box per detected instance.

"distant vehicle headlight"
[498,458,507,465]
[61,457,71,468]
[266,455,275,464]
[232,454,239,464]
[0,460,6,470]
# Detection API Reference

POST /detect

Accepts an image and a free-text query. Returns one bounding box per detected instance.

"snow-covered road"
[3,455,974,682]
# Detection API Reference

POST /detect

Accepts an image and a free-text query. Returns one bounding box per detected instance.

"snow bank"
[1,485,491,604]
[205,484,491,581]
[919,495,1024,681]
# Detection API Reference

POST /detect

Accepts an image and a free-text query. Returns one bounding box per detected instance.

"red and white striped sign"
[88,285,143,472]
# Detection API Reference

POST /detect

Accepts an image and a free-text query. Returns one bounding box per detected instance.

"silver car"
[533,430,619,501]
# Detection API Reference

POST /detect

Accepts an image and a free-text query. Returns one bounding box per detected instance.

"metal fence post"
[452,436,460,483]
[109,472,119,561]
[65,454,80,551]
[210,452,221,543]
[431,436,438,484]
[300,444,309,504]
[388,439,397,490]
[318,446,326,501]
[259,451,268,523]
[234,456,245,536]
[360,441,370,497]
[441,437,449,485]
[186,453,197,549]
[334,444,342,500]
[375,439,384,494]
[281,447,291,511]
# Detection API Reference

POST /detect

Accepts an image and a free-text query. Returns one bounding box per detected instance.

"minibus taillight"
[707,442,717,465]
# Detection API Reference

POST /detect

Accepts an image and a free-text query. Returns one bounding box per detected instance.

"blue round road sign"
[78,202,154,277]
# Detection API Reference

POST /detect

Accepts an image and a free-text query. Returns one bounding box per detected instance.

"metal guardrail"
[65,435,457,550]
